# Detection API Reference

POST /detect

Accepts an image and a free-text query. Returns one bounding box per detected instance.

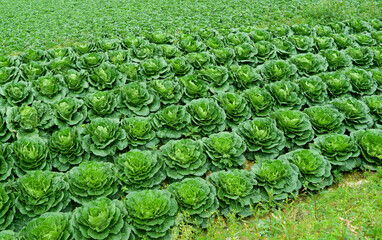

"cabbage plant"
[237,118,285,160]
[234,43,258,64]
[0,67,21,84]
[121,117,159,149]
[243,86,274,117]
[159,139,209,180]
[289,35,314,53]
[198,65,230,93]
[229,64,262,89]
[279,149,333,190]
[116,149,165,192]
[271,38,297,59]
[208,169,263,217]
[331,96,373,132]
[169,57,193,76]
[296,76,328,106]
[49,127,89,171]
[52,97,87,128]
[345,47,374,69]
[88,62,124,90]
[290,53,328,76]
[140,57,171,79]
[67,161,119,204]
[271,109,314,149]
[255,41,277,63]
[0,81,33,107]
[152,105,191,140]
[85,90,119,120]
[186,98,226,136]
[72,197,132,240]
[178,74,210,103]
[19,212,73,240]
[353,33,376,46]
[32,73,68,103]
[76,52,106,69]
[313,37,337,52]
[352,129,382,170]
[20,61,46,81]
[215,92,251,129]
[6,101,54,136]
[118,82,160,116]
[251,158,301,200]
[11,136,51,177]
[320,49,352,71]
[125,190,178,240]
[332,34,358,50]
[267,80,305,110]
[363,95,382,128]
[62,69,89,95]
[81,118,127,157]
[311,133,361,172]
[186,52,214,69]
[203,132,246,170]
[168,178,219,228]
[149,79,183,105]
[260,60,297,83]
[211,47,235,66]
[97,39,122,51]
[249,29,272,42]
[343,68,377,96]
[304,105,345,135]
[0,185,15,230]
[15,171,70,217]
[318,72,352,98]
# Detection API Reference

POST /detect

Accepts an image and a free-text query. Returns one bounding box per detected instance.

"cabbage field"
[1,0,382,239]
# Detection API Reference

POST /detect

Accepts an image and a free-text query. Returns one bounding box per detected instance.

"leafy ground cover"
[0,0,382,239]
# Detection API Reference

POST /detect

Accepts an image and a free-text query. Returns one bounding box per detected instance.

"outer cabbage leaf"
[0,185,15,230]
